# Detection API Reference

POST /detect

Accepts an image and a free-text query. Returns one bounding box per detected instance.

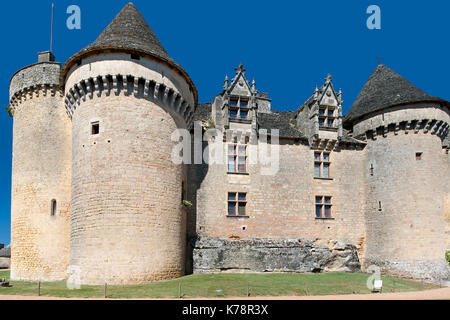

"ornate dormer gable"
[211,64,272,132]
[295,74,344,150]
[226,64,254,97]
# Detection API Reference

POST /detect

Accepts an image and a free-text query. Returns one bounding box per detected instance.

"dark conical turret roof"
[84,2,173,64]
[62,2,197,103]
[345,65,448,124]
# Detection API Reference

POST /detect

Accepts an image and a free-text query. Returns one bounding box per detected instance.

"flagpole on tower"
[50,3,54,52]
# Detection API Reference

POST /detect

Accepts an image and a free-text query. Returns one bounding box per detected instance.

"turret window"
[50,199,57,216]
[91,122,100,135]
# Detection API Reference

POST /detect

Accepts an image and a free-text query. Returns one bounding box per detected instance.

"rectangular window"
[416,152,423,161]
[229,97,250,120]
[228,143,248,173]
[230,109,238,119]
[240,110,248,119]
[318,107,336,128]
[91,122,100,135]
[315,196,332,218]
[314,152,331,178]
[228,192,247,216]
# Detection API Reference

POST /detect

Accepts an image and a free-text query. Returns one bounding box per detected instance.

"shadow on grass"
[0,270,439,299]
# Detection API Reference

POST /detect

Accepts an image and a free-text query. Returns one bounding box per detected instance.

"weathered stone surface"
[365,258,450,281]
[193,237,361,274]
[0,245,10,258]
[0,258,10,269]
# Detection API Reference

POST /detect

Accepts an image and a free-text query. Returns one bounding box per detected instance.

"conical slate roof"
[62,2,197,103]
[345,65,448,124]
[84,2,174,64]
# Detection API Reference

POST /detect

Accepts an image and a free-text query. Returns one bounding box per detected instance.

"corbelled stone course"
[193,237,361,273]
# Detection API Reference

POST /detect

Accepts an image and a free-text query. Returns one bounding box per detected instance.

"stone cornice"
[64,74,195,128]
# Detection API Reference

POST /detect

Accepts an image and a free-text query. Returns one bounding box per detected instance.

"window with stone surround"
[318,106,336,128]
[228,192,247,216]
[229,97,250,120]
[228,142,248,174]
[314,152,331,179]
[91,122,100,135]
[416,152,423,161]
[315,196,332,219]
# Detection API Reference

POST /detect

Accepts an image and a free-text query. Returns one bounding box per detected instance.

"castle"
[8,3,449,285]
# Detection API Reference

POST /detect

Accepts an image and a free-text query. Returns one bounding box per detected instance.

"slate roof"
[345,65,448,125]
[84,2,173,64]
[192,103,211,123]
[257,110,307,140]
[191,104,364,144]
[61,2,197,104]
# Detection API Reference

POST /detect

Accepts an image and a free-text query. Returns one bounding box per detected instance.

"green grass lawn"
[0,270,438,299]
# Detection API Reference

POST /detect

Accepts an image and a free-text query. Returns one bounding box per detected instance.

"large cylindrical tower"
[62,3,197,284]
[346,65,450,280]
[9,52,72,281]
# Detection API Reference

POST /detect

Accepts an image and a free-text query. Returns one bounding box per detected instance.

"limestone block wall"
[9,63,71,281]
[364,128,449,280]
[192,138,366,248]
[66,55,194,285]
[444,147,450,251]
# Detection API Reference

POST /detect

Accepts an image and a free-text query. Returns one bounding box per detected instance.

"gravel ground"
[0,287,448,300]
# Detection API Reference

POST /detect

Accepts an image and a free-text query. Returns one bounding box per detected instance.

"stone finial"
[337,88,343,104]
[325,74,332,83]
[223,75,229,90]
[235,63,246,74]
[251,78,256,92]
[314,86,319,99]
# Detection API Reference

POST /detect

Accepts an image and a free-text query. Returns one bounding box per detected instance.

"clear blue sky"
[0,0,449,245]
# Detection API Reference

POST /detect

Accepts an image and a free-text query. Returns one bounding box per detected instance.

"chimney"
[38,51,55,63]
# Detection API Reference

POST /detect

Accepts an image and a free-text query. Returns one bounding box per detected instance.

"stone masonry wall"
[191,138,367,252]
[10,89,72,281]
[364,130,449,280]
[69,91,187,285]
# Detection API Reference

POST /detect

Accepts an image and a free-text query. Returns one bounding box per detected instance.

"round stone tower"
[61,3,197,284]
[345,65,450,280]
[9,51,72,281]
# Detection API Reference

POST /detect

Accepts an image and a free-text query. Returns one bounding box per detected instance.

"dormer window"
[319,107,336,128]
[229,97,250,120]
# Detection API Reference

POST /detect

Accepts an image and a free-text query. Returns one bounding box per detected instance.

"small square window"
[92,122,100,135]
[228,192,247,216]
[416,152,423,161]
[315,196,332,219]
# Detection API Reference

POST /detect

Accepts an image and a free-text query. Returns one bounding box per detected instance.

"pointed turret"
[85,2,173,64]
[62,2,196,104]
[345,65,447,125]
